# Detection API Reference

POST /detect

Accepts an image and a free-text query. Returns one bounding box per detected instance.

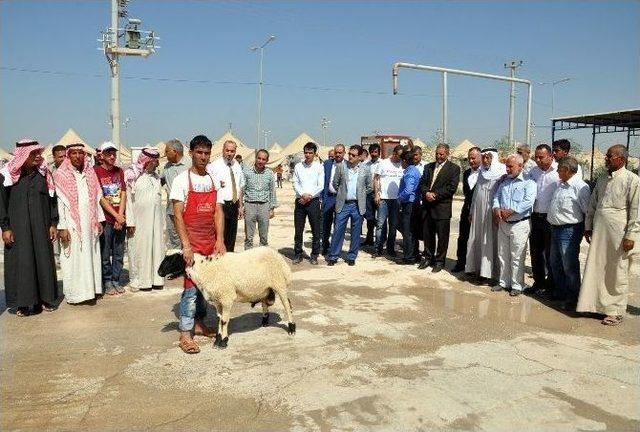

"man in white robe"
[465,148,507,284]
[577,145,639,326]
[55,144,105,304]
[125,148,165,291]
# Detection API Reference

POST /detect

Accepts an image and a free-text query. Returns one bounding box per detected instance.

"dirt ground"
[1,182,639,431]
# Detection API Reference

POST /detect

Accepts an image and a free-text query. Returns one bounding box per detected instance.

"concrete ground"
[1,183,639,431]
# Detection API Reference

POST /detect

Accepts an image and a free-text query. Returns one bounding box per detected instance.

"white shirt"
[529,161,560,213]
[467,167,479,190]
[293,161,324,198]
[416,161,426,176]
[206,157,245,202]
[169,170,224,207]
[328,160,346,194]
[547,174,591,226]
[374,158,404,199]
[364,158,380,183]
[523,159,537,176]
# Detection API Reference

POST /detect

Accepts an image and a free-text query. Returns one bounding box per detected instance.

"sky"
[1,1,639,154]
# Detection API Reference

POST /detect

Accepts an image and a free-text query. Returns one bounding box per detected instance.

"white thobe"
[465,175,501,278]
[127,173,165,288]
[57,171,105,303]
[577,167,639,316]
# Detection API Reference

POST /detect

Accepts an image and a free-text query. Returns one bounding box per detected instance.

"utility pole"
[100,0,158,160]
[263,130,271,149]
[321,117,331,146]
[251,35,276,148]
[504,60,523,147]
[539,78,570,118]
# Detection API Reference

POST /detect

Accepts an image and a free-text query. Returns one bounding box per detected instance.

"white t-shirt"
[169,170,224,208]
[374,158,404,199]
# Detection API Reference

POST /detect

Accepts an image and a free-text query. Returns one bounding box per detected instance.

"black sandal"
[16,307,30,317]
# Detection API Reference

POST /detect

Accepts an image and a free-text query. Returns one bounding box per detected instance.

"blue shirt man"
[398,164,421,203]
[398,152,422,264]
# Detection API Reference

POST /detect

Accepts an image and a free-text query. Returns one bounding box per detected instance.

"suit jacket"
[420,160,461,220]
[332,162,372,215]
[322,159,344,206]
[461,167,477,217]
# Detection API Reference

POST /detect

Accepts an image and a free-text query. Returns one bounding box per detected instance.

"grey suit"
[332,162,372,215]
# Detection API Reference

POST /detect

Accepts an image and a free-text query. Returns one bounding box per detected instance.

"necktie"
[228,164,238,203]
[430,163,443,189]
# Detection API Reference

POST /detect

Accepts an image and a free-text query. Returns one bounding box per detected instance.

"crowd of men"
[0,135,637,346]
[291,139,638,326]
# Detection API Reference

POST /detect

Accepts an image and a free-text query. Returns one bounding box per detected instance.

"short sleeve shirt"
[94,165,125,224]
[374,158,404,199]
[169,170,224,210]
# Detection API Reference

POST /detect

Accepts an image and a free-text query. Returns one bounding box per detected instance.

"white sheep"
[159,246,296,348]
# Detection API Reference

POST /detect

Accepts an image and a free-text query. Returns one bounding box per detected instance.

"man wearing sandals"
[171,135,226,354]
[0,139,59,316]
[577,144,639,326]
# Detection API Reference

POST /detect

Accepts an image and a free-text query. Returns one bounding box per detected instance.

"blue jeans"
[375,199,399,254]
[329,202,363,261]
[549,222,583,303]
[100,223,126,288]
[179,287,208,332]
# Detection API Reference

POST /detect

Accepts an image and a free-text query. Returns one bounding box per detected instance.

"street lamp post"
[539,78,570,118]
[321,117,331,146]
[263,130,271,149]
[251,35,276,148]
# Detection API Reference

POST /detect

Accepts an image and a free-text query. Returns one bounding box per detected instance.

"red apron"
[183,172,217,288]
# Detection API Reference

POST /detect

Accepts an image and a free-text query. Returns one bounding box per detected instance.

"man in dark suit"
[452,146,482,272]
[321,144,345,255]
[418,144,461,273]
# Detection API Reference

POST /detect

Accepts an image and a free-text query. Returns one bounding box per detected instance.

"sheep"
[158,246,296,348]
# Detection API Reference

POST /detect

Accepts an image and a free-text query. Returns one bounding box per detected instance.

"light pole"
[263,130,271,149]
[539,78,570,118]
[251,35,276,148]
[321,117,331,146]
[504,60,523,147]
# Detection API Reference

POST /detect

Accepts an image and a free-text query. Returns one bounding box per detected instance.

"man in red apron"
[170,135,226,354]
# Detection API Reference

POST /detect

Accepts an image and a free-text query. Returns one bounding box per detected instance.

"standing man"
[243,149,278,249]
[552,139,583,178]
[161,139,189,250]
[275,164,284,188]
[362,143,380,246]
[93,148,103,167]
[326,145,371,266]
[517,144,536,176]
[54,143,105,305]
[94,141,127,296]
[453,146,482,272]
[578,145,639,326]
[491,154,537,296]
[207,140,244,252]
[0,139,58,316]
[397,151,422,265]
[528,144,559,297]
[413,146,426,175]
[49,145,66,174]
[547,156,591,311]
[321,144,345,255]
[465,148,506,283]
[418,144,461,273]
[373,144,404,257]
[171,134,225,354]
[292,142,324,264]
[125,148,164,291]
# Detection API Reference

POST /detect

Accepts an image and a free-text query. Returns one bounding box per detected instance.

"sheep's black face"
[158,253,186,279]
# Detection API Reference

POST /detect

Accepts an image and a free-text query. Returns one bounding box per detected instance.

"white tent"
[451,139,477,159]
[269,142,283,154]
[44,128,96,163]
[280,132,317,158]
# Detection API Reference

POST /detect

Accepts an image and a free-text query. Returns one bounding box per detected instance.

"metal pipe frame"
[392,62,533,146]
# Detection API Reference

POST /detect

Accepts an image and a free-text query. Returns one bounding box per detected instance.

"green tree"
[493,135,511,156]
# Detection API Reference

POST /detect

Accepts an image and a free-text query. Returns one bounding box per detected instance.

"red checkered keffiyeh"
[124,147,160,188]
[6,138,55,195]
[53,144,102,240]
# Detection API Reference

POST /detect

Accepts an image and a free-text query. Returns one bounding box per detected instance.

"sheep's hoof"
[216,337,229,349]
[262,314,269,327]
[287,323,296,335]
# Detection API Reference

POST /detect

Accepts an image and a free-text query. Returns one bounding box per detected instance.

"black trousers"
[294,198,321,258]
[455,207,471,267]
[530,212,552,289]
[222,201,239,252]
[400,201,420,261]
[423,214,451,265]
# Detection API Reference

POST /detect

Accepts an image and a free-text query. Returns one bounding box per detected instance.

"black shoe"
[386,250,397,257]
[509,289,522,297]
[431,264,443,273]
[372,250,383,258]
[362,239,374,246]
[417,259,430,270]
[491,285,503,292]
[309,257,319,265]
[399,259,415,265]
[346,260,355,266]
[292,256,303,264]
[327,260,337,266]
[321,248,329,256]
[451,263,465,273]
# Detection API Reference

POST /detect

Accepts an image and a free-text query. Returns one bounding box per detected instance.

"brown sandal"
[602,315,623,326]
[179,339,200,354]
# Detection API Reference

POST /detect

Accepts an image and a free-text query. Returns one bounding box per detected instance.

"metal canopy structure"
[551,108,640,181]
